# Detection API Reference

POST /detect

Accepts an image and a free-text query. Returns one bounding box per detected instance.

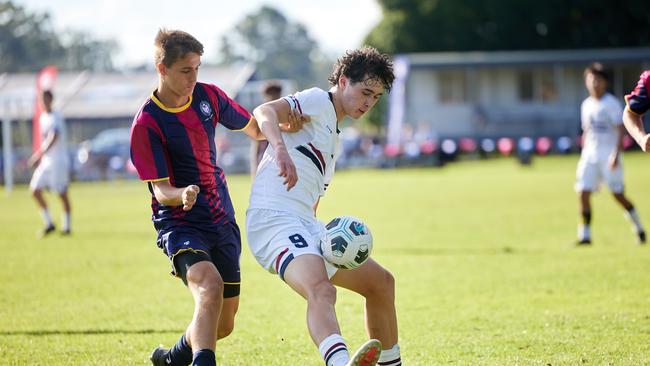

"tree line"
[0,1,117,73]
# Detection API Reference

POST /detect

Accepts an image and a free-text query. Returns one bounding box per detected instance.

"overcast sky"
[15,0,383,68]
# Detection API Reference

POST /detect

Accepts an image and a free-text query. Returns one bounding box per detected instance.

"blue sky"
[15,0,382,68]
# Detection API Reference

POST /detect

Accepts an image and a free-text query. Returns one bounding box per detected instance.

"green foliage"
[367,0,650,53]
[2,155,650,364]
[0,1,116,72]
[217,6,326,88]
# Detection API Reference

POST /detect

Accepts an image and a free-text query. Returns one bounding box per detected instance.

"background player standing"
[574,63,645,245]
[28,89,72,237]
[246,47,402,366]
[250,81,283,177]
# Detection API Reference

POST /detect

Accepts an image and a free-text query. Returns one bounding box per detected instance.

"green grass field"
[1,154,650,365]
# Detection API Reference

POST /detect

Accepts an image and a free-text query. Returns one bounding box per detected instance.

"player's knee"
[382,269,396,298]
[366,268,395,301]
[308,279,337,305]
[188,268,224,306]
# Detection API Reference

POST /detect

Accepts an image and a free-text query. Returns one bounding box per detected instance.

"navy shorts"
[156,222,242,288]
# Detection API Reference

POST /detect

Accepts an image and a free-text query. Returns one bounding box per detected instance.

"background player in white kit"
[28,90,72,237]
[246,47,401,366]
[575,63,645,245]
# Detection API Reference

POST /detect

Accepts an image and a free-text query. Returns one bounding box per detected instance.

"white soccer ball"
[321,216,373,269]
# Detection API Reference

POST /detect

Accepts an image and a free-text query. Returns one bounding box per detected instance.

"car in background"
[75,127,135,181]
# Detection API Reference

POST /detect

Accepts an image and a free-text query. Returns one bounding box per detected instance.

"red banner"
[32,65,58,152]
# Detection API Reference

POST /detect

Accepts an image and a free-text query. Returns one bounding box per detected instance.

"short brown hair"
[154,29,204,67]
[584,62,610,82]
[262,81,283,100]
[328,47,395,93]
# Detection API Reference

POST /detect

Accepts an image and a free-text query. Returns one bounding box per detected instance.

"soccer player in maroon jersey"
[623,70,650,152]
[130,29,305,366]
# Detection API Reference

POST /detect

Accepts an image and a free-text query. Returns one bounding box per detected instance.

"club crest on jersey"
[199,101,212,117]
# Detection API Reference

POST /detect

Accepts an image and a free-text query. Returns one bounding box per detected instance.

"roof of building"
[403,47,650,69]
[0,63,255,120]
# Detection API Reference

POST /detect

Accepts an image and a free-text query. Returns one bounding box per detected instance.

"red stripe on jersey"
[182,107,227,223]
[308,143,326,171]
[290,95,303,114]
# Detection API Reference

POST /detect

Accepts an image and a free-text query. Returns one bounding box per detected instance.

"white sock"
[625,208,644,233]
[40,209,53,227]
[578,224,590,240]
[62,212,71,231]
[318,334,349,366]
[378,344,401,366]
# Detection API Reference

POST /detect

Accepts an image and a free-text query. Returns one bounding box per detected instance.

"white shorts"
[574,156,624,193]
[30,163,70,193]
[246,208,338,280]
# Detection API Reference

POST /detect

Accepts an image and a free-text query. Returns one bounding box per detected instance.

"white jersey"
[39,111,68,168]
[248,87,340,220]
[580,93,622,161]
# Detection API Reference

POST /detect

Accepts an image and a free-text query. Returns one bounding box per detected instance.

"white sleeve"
[282,88,326,117]
[53,113,65,133]
[580,100,588,131]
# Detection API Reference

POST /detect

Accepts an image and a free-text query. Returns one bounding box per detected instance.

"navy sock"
[192,349,216,366]
[167,334,193,365]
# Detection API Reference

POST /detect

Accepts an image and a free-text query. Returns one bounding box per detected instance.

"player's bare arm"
[253,100,299,191]
[28,130,59,168]
[151,180,200,211]
[242,109,311,141]
[623,107,650,152]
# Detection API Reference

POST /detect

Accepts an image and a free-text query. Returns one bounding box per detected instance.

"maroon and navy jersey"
[625,70,650,116]
[130,82,252,232]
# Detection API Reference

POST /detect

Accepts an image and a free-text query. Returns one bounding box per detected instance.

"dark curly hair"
[154,28,204,67]
[328,47,395,93]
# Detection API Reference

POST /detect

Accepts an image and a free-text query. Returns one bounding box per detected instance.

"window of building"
[438,69,467,103]
[517,70,533,101]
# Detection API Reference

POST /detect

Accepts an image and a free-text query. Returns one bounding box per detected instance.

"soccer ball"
[321,216,373,269]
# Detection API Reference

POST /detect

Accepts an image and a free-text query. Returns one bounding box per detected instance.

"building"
[386,47,650,151]
[0,64,257,184]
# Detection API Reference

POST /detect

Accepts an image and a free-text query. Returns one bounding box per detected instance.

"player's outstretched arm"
[623,107,650,152]
[152,180,200,211]
[241,109,310,141]
[253,100,298,190]
[28,130,59,168]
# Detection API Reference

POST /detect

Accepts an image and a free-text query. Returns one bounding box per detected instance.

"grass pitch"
[1,154,649,365]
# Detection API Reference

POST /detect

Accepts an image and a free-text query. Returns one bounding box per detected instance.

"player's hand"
[275,145,297,191]
[279,109,310,133]
[182,185,200,211]
[27,154,41,169]
[608,153,619,170]
[640,134,650,153]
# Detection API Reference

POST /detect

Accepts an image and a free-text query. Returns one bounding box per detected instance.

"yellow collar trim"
[151,91,192,113]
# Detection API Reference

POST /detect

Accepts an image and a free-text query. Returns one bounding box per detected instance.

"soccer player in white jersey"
[28,90,72,236]
[246,47,401,366]
[575,63,645,245]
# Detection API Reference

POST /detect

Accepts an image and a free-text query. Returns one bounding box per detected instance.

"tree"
[0,1,117,72]
[217,6,323,87]
[60,31,118,72]
[366,0,650,54]
[0,1,64,72]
